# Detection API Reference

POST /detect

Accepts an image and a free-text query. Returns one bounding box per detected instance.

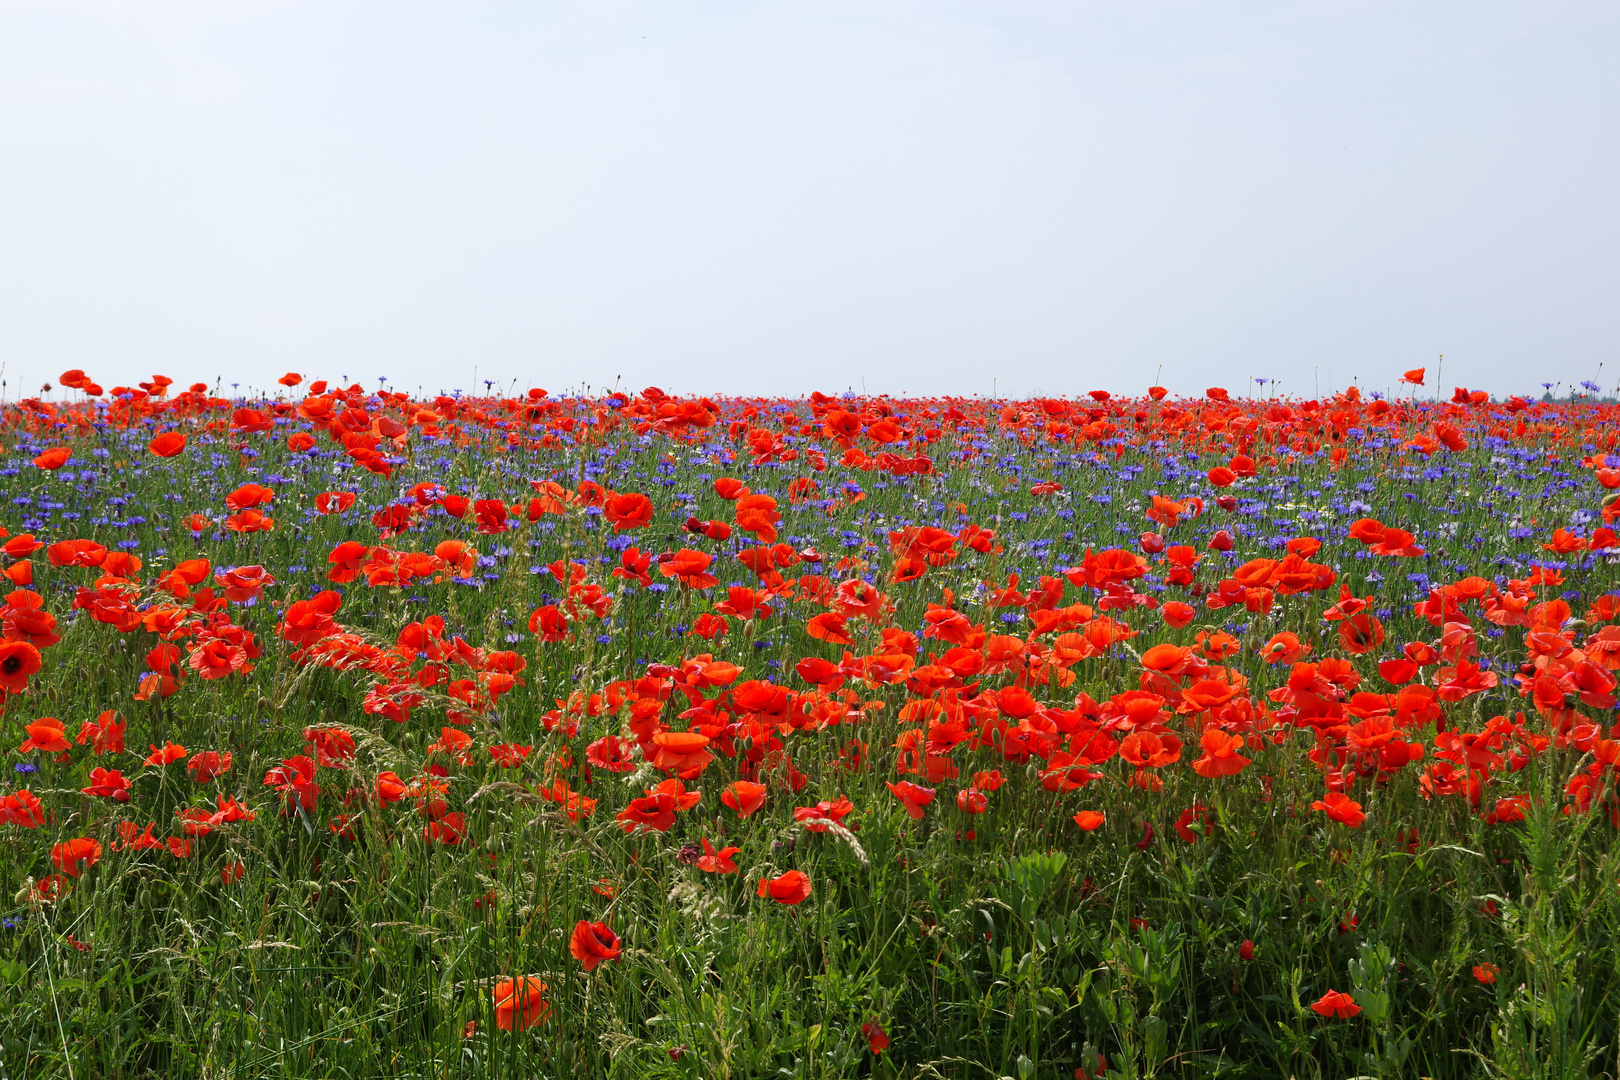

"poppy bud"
[1139,532,1165,554]
[1209,530,1234,551]
[1239,939,1255,961]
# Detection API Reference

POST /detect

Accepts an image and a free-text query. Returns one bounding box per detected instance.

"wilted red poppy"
[756,869,812,905]
[569,920,623,971]
[491,976,551,1031]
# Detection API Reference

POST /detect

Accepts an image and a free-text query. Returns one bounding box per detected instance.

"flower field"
[1,371,1618,1079]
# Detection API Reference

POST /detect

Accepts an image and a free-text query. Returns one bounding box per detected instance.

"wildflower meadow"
[0,369,1618,1080]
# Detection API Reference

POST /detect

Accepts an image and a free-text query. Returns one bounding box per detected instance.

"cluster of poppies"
[3,369,1618,1044]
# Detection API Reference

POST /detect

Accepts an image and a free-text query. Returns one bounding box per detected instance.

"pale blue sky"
[1,1,1615,400]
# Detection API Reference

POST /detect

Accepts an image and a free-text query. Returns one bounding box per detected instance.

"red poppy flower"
[721,780,767,818]
[215,564,275,603]
[81,767,131,802]
[1174,804,1213,843]
[650,730,713,778]
[473,499,511,534]
[658,549,717,589]
[569,920,623,971]
[734,494,782,541]
[861,1020,890,1054]
[1310,990,1361,1019]
[806,612,853,644]
[47,539,108,568]
[33,447,71,470]
[585,735,637,773]
[1072,810,1106,832]
[528,605,570,642]
[1160,601,1197,628]
[2,534,44,559]
[756,869,812,905]
[144,742,188,766]
[886,780,936,819]
[316,491,357,515]
[51,837,103,878]
[697,837,740,874]
[1311,791,1367,828]
[492,976,551,1031]
[0,789,46,828]
[1191,728,1251,778]
[18,716,70,753]
[615,779,701,833]
[794,796,856,832]
[146,431,187,457]
[603,492,654,531]
[1339,614,1386,654]
[225,484,274,511]
[187,750,233,783]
